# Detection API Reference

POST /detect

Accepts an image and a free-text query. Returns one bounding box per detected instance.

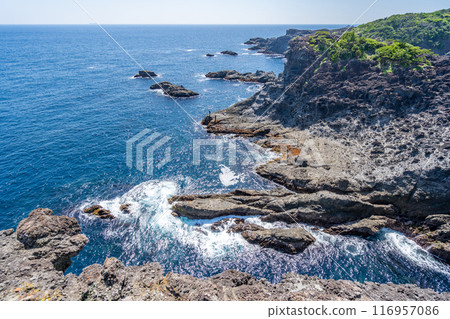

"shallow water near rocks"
[0,25,449,292]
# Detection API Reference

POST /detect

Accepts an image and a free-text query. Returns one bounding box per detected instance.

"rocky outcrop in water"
[84,205,115,220]
[205,70,277,83]
[134,70,158,78]
[1,209,448,300]
[221,50,238,56]
[244,29,319,55]
[150,81,199,98]
[242,227,315,254]
[206,53,215,57]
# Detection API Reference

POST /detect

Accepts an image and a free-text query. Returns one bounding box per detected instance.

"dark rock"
[150,81,199,98]
[241,227,315,254]
[119,204,132,214]
[134,70,158,78]
[84,205,115,220]
[206,70,277,83]
[221,50,238,56]
[201,115,213,125]
[206,53,215,57]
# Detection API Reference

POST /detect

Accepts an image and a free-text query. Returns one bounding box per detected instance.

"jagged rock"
[119,204,132,214]
[150,81,199,98]
[206,70,277,83]
[241,227,315,254]
[201,114,213,125]
[134,70,158,78]
[325,215,398,238]
[221,50,238,56]
[84,205,115,220]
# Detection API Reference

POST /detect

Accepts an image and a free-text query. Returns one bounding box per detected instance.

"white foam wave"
[381,229,450,275]
[219,165,241,186]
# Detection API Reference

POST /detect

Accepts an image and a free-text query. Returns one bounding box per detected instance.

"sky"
[0,0,448,25]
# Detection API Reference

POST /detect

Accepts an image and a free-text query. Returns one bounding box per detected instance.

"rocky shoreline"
[205,70,277,83]
[1,208,449,300]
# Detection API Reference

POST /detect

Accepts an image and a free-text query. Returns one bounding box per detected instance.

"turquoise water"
[0,25,449,292]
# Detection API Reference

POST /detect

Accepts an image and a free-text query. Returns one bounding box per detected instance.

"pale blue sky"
[0,0,448,24]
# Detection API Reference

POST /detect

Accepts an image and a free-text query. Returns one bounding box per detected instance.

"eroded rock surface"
[220,50,238,56]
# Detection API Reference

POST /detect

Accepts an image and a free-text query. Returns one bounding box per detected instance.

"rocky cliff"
[188,31,450,264]
[1,209,448,300]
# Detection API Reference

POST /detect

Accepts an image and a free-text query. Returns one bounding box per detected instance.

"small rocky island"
[205,70,277,83]
[150,81,199,98]
[134,70,158,78]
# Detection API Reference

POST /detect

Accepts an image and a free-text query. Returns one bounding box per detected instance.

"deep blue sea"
[1,25,449,292]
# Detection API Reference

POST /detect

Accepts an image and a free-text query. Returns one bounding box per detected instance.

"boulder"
[206,53,215,57]
[150,81,199,98]
[241,227,315,254]
[119,204,132,214]
[84,205,115,220]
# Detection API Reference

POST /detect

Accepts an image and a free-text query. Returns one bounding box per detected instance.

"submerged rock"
[241,227,315,254]
[221,50,238,56]
[206,70,277,83]
[150,81,199,98]
[134,70,158,78]
[84,205,115,220]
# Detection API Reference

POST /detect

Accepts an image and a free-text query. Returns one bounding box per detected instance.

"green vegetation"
[356,9,450,54]
[308,30,433,69]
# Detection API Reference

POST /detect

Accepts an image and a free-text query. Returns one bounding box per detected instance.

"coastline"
[1,20,449,300]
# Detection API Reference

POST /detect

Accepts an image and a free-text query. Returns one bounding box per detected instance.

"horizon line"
[0,23,351,26]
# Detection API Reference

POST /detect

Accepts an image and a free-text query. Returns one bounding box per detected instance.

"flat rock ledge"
[242,227,315,254]
[1,208,449,300]
[205,70,277,83]
[150,81,199,98]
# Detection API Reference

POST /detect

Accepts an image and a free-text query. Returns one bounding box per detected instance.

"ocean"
[0,25,449,292]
